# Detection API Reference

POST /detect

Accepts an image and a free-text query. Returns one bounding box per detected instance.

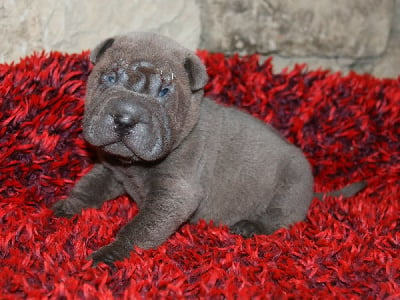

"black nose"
[113,113,136,133]
[109,99,144,135]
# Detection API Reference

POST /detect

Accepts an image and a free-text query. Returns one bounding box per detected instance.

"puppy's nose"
[113,113,137,133]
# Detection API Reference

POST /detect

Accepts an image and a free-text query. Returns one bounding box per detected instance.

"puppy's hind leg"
[257,158,314,235]
[230,180,312,238]
[230,220,266,238]
[229,160,314,237]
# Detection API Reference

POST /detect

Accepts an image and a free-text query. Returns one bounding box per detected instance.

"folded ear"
[90,38,115,65]
[184,53,208,92]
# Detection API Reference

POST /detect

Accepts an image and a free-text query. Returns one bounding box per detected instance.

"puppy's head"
[83,32,208,162]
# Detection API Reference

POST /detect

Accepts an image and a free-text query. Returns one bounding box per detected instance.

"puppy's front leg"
[90,178,201,266]
[52,163,125,218]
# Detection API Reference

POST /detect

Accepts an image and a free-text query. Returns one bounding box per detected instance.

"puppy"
[52,32,365,265]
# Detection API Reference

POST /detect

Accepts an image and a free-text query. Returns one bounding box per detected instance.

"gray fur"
[52,32,364,265]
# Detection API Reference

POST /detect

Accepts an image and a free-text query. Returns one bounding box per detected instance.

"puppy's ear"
[184,53,208,92]
[90,38,115,65]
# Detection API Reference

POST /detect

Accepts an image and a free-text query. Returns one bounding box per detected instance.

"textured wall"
[198,0,398,77]
[1,0,399,78]
[0,0,201,63]
[199,0,393,57]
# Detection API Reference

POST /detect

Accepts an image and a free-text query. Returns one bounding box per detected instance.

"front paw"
[89,240,131,267]
[51,197,84,218]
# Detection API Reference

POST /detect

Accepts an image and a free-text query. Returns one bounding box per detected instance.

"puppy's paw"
[230,220,265,238]
[88,240,131,267]
[51,197,84,218]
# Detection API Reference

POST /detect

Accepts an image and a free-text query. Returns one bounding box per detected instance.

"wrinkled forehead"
[116,60,177,84]
[95,44,185,79]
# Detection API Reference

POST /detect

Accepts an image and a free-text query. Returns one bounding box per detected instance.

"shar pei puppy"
[52,32,365,265]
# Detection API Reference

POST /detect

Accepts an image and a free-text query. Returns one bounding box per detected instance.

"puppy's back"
[190,98,314,226]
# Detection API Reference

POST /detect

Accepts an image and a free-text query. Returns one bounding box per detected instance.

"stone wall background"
[1,0,399,78]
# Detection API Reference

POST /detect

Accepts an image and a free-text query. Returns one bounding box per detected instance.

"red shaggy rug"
[0,50,399,299]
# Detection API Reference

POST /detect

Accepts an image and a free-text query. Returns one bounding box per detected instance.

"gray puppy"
[52,32,364,265]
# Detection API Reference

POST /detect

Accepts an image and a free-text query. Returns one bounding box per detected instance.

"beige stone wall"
[0,0,201,63]
[1,0,399,78]
[199,0,399,78]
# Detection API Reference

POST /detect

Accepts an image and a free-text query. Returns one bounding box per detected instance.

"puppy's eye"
[103,72,117,84]
[159,87,170,97]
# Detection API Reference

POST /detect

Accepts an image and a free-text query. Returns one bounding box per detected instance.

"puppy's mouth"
[84,107,170,162]
[100,123,165,162]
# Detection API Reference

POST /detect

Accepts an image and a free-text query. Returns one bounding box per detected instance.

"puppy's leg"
[89,177,202,266]
[231,158,314,237]
[258,160,314,235]
[230,220,266,238]
[52,163,125,218]
[240,185,312,237]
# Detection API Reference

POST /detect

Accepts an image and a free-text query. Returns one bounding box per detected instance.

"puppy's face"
[83,33,208,162]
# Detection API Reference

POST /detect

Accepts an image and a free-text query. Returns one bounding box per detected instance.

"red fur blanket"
[0,51,399,298]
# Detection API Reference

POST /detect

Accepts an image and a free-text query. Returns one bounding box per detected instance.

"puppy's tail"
[315,181,367,200]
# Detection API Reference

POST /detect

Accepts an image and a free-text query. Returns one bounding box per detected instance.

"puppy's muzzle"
[84,91,169,161]
[111,99,147,135]
[113,111,137,135]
